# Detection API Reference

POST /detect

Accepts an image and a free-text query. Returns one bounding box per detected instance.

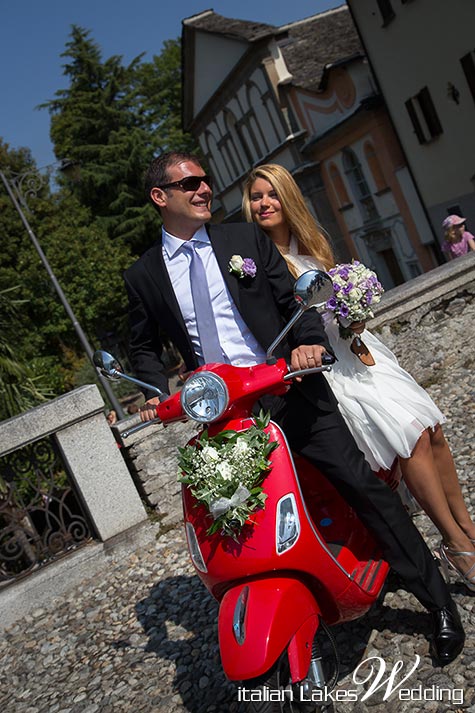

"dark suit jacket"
[124,222,336,410]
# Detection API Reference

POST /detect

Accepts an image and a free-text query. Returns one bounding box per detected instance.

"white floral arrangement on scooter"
[178,412,278,539]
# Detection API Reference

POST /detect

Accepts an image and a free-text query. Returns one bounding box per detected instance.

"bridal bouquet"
[326,261,384,325]
[178,412,278,539]
[325,261,384,365]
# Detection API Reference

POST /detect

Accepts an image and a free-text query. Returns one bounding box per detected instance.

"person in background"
[242,163,475,593]
[123,150,465,665]
[441,215,475,259]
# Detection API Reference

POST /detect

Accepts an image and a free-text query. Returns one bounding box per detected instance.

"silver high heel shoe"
[438,543,475,592]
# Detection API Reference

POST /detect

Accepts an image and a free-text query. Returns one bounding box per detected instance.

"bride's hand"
[350,321,365,335]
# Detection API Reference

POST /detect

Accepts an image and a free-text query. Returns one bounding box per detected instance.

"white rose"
[229,255,244,272]
[201,446,220,463]
[348,288,363,301]
[233,438,249,455]
[217,462,234,480]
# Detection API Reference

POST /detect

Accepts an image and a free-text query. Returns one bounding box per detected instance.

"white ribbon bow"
[209,485,251,519]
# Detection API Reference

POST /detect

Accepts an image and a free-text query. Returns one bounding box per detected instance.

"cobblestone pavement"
[1,331,475,712]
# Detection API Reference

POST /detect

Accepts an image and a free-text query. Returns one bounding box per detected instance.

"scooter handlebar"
[283,352,335,381]
[122,417,161,439]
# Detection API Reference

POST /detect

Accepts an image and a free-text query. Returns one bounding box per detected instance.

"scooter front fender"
[218,577,320,682]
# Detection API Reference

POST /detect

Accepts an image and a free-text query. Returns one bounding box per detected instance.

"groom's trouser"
[266,386,450,613]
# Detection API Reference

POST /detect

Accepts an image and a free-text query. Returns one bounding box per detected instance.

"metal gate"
[0,435,93,587]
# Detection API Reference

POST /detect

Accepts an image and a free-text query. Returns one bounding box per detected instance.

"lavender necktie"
[185,240,223,364]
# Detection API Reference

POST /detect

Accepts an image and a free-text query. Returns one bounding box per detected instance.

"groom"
[124,151,464,665]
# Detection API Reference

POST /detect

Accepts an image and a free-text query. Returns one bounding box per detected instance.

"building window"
[461,51,475,105]
[405,87,443,144]
[364,142,388,193]
[223,110,252,177]
[376,0,395,25]
[343,148,379,222]
[329,163,351,207]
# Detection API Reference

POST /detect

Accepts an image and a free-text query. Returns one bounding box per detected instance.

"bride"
[242,163,475,591]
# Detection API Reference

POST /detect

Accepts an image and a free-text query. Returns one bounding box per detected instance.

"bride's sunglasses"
[158,175,213,192]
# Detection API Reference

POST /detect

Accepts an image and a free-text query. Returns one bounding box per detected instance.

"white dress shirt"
[162,226,266,366]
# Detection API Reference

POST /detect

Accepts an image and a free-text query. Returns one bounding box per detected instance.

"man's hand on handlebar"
[140,397,160,422]
[290,345,331,382]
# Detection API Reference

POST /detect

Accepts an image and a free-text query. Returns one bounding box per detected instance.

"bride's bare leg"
[429,425,475,541]
[399,430,475,574]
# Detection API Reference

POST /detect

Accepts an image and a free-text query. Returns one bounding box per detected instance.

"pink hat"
[442,214,466,230]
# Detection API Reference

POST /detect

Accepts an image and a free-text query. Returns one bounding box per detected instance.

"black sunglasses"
[158,175,213,192]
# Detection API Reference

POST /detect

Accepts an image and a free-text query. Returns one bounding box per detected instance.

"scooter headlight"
[180,371,229,423]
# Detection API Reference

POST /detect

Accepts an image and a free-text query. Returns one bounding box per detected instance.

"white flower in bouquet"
[201,445,220,463]
[216,462,234,480]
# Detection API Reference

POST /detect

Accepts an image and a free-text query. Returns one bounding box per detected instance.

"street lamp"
[0,162,125,419]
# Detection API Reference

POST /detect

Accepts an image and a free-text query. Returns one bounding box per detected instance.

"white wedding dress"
[286,245,445,472]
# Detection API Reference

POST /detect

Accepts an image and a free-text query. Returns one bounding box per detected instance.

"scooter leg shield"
[218,577,321,682]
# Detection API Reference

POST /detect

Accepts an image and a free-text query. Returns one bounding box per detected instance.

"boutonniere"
[228,254,257,279]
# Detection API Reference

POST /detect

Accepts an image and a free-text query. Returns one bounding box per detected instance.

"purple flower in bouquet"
[339,303,350,319]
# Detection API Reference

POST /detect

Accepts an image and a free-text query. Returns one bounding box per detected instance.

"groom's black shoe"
[430,599,465,665]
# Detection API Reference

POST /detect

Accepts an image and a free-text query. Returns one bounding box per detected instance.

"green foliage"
[0,286,53,420]
[0,27,201,415]
[41,28,199,255]
[135,39,199,156]
[0,139,133,398]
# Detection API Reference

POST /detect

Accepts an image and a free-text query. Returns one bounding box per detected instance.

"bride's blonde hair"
[242,163,335,276]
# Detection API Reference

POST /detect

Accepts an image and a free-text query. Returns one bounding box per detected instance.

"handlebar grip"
[321,352,336,365]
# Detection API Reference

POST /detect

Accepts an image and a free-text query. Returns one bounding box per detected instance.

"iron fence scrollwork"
[0,436,93,586]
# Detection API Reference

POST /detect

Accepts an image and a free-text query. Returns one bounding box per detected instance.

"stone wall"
[115,418,199,529]
[114,252,475,530]
[368,251,475,386]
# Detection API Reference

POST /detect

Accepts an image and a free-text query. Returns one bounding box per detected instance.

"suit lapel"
[208,225,241,310]
[142,234,187,329]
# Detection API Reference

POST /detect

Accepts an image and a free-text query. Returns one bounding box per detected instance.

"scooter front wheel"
[242,652,334,713]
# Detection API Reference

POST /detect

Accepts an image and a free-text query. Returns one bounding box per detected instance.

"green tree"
[0,138,133,395]
[41,28,200,255]
[135,39,199,155]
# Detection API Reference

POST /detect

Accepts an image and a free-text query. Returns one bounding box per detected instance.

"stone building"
[182,4,440,288]
[347,0,475,243]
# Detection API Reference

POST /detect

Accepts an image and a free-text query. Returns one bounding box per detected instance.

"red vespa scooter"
[94,270,398,712]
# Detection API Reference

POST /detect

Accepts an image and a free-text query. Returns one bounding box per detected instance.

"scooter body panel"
[218,577,320,681]
[183,418,388,624]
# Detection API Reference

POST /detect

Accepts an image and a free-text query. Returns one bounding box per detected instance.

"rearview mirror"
[93,350,123,380]
[293,270,334,310]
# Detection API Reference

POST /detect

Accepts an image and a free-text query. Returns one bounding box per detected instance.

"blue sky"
[0,0,342,168]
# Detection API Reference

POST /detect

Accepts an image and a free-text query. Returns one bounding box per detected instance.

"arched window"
[364,142,388,193]
[329,162,351,207]
[343,148,379,222]
[224,110,253,173]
